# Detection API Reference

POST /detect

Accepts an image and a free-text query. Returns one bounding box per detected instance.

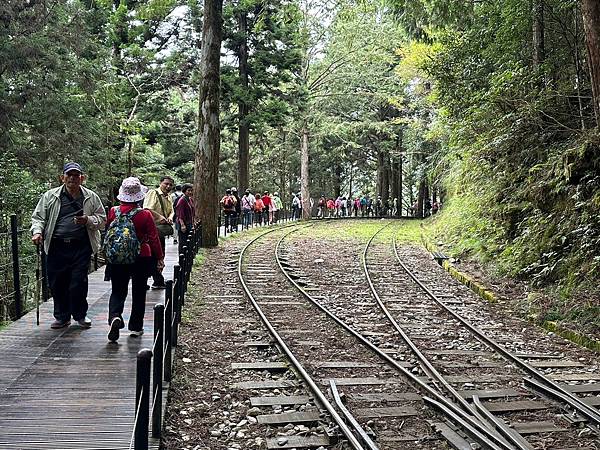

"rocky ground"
[161,220,599,450]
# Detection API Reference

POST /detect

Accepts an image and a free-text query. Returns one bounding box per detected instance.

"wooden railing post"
[134,349,152,450]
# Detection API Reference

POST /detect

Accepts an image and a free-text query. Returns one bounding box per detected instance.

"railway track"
[276,221,599,449]
[220,220,600,449]
[233,225,522,449]
[236,225,446,449]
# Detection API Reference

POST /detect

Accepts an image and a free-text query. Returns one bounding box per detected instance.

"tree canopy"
[3,0,600,311]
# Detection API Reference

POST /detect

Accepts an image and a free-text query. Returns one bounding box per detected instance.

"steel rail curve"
[275,225,511,450]
[237,225,369,450]
[391,235,600,430]
[362,224,525,450]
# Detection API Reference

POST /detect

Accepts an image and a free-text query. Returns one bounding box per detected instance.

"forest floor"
[161,219,599,450]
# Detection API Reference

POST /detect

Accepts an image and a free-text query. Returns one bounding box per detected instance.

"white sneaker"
[129,330,144,337]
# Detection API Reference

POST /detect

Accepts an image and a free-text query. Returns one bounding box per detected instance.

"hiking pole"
[35,244,41,326]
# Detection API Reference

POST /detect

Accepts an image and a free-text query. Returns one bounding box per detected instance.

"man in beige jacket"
[31,163,106,329]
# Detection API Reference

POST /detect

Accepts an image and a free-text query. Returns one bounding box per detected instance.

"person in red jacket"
[262,191,272,224]
[106,177,164,342]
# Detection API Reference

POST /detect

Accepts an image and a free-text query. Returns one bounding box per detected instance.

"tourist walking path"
[0,240,180,450]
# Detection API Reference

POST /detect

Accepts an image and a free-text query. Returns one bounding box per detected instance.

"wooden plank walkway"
[0,240,181,450]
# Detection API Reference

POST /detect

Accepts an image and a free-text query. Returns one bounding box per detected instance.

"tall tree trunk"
[194,0,223,247]
[416,179,425,219]
[279,129,286,209]
[382,151,390,203]
[376,149,384,197]
[334,164,341,198]
[532,0,545,69]
[397,156,403,217]
[390,160,398,200]
[581,0,600,129]
[300,122,310,220]
[237,10,250,190]
[348,163,353,198]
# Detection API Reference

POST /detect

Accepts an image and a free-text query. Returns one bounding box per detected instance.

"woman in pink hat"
[105,177,164,342]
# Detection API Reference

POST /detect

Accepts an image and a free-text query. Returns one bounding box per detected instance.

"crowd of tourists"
[219,188,305,232]
[30,163,194,343]
[29,162,442,343]
[220,190,444,230]
[315,195,442,218]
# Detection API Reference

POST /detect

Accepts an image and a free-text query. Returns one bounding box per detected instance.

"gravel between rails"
[162,221,599,450]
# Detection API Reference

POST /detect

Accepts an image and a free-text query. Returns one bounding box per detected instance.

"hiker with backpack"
[317,196,326,218]
[220,189,237,232]
[231,187,241,231]
[104,177,164,342]
[360,195,367,216]
[175,184,195,254]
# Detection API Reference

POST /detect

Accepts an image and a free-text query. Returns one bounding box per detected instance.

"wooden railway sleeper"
[276,227,516,450]
[391,236,600,430]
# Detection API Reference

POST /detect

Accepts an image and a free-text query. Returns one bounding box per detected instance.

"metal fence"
[0,213,106,324]
[0,214,47,322]
[130,223,201,450]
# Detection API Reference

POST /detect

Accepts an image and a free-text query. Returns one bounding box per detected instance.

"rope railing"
[129,385,146,450]
[130,223,202,449]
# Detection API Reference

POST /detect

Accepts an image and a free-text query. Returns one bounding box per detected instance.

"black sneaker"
[108,317,122,342]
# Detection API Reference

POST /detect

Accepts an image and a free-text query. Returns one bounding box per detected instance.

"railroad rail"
[357,223,600,449]
[233,225,516,449]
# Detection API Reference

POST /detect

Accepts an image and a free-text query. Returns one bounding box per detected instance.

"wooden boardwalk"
[0,241,181,450]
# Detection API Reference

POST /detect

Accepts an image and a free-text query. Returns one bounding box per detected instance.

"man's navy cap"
[63,162,83,174]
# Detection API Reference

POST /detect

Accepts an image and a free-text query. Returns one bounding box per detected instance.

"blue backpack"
[103,207,142,264]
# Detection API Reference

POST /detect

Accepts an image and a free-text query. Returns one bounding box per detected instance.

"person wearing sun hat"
[31,162,106,329]
[105,177,164,342]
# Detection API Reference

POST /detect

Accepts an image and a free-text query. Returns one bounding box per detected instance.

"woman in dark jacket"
[175,183,195,254]
[105,177,164,342]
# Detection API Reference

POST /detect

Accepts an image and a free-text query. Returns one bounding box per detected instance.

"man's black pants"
[151,235,166,287]
[47,239,92,322]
